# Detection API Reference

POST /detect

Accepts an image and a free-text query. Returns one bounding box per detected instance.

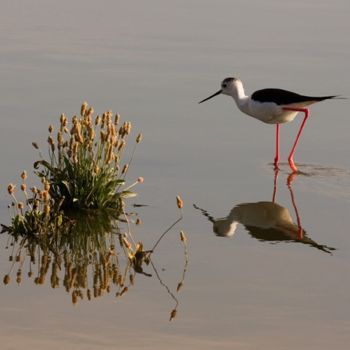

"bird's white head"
[199,77,245,104]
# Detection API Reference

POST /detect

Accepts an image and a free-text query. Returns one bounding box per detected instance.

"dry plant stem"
[122,141,137,180]
[151,209,183,253]
[122,208,136,246]
[177,238,189,292]
[6,241,26,277]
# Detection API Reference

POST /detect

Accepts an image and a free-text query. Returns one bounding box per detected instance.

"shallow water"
[1,1,350,349]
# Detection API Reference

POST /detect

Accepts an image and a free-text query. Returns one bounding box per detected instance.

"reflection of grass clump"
[2,197,188,320]
[35,102,142,210]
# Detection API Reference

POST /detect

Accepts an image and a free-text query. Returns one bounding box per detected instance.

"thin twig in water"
[177,231,189,292]
[151,210,183,253]
[150,260,178,315]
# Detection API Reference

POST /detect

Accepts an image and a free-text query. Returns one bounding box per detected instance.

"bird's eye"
[222,84,227,88]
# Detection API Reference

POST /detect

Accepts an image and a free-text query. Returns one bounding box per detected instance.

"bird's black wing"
[251,88,336,105]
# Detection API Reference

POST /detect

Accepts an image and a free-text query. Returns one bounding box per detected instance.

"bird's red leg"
[282,107,310,172]
[287,173,303,239]
[272,168,279,203]
[274,124,280,170]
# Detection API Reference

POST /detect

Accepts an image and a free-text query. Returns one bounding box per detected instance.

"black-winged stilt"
[199,77,340,172]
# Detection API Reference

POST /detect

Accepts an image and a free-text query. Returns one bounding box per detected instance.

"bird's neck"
[230,83,249,112]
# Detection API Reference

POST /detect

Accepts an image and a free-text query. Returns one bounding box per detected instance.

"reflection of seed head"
[7,183,15,195]
[169,309,177,321]
[180,230,187,242]
[3,275,10,285]
[136,133,143,143]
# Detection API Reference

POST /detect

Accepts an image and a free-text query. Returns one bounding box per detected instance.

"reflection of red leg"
[282,107,310,173]
[287,173,303,239]
[272,168,279,203]
[274,124,280,170]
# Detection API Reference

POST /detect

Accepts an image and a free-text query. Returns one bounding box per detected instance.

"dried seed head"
[169,309,177,321]
[20,183,27,192]
[57,131,63,145]
[81,101,88,116]
[44,182,50,192]
[31,186,38,194]
[136,133,143,143]
[41,190,50,202]
[93,165,100,174]
[137,177,144,183]
[114,113,120,125]
[177,282,183,292]
[86,106,94,117]
[60,113,67,127]
[44,204,50,216]
[120,286,128,296]
[48,125,54,133]
[47,135,55,146]
[125,121,132,135]
[106,144,114,164]
[32,142,39,149]
[180,230,187,242]
[72,291,78,305]
[117,139,126,151]
[121,164,129,175]
[7,183,15,195]
[135,218,141,225]
[17,202,24,210]
[33,200,40,211]
[88,125,95,141]
[95,115,101,126]
[176,195,184,209]
[20,170,27,180]
[3,275,10,285]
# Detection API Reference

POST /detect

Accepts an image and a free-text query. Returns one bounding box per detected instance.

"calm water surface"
[1,1,350,349]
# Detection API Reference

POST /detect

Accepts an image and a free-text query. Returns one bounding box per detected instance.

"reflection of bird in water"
[194,171,336,254]
[194,202,335,254]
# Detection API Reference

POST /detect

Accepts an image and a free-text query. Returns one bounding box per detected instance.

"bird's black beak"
[198,89,222,104]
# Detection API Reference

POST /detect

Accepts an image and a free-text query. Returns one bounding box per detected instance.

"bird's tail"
[312,95,346,101]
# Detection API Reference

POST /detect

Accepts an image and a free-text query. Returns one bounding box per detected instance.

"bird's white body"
[213,201,298,237]
[225,79,313,124]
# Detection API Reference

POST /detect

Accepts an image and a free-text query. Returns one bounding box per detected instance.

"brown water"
[1,1,350,349]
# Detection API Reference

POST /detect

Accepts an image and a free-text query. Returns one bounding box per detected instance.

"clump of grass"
[34,102,143,210]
